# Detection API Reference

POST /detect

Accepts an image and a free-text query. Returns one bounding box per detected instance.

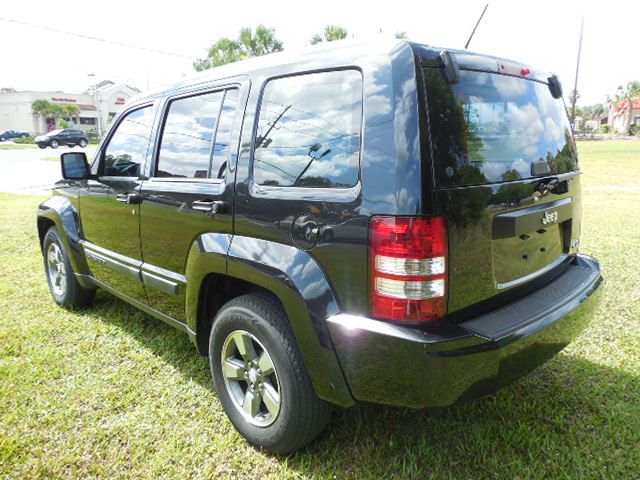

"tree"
[194,25,283,71]
[568,89,581,126]
[310,25,348,45]
[395,31,408,39]
[239,25,283,56]
[31,100,80,129]
[62,104,80,124]
[590,103,607,120]
[32,99,50,120]
[614,81,640,135]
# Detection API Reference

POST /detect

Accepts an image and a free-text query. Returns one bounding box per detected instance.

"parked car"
[37,39,603,454]
[35,129,88,149]
[0,129,30,141]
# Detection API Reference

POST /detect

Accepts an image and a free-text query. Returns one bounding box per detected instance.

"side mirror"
[61,152,89,180]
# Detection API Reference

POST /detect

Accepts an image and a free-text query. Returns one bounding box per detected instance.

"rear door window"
[155,88,239,180]
[252,69,362,188]
[424,69,578,187]
[156,91,224,179]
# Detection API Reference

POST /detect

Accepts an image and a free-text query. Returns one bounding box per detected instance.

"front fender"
[37,195,92,288]
[185,233,355,407]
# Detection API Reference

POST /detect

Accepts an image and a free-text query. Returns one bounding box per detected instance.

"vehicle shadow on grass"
[89,293,637,479]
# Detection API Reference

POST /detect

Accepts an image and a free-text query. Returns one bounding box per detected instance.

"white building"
[0,83,138,135]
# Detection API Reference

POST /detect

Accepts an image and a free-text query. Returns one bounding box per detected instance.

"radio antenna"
[570,15,584,128]
[465,3,489,49]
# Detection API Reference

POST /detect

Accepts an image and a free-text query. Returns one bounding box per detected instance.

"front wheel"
[43,226,95,308]
[209,293,331,454]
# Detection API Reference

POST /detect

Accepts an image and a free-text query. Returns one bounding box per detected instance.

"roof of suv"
[130,38,552,104]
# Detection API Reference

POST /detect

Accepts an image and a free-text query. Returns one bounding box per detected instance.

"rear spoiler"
[439,50,460,84]
[418,46,554,86]
[547,74,563,99]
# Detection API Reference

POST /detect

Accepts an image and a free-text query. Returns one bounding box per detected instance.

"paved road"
[0,145,96,195]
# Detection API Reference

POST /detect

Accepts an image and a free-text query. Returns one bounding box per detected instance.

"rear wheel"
[79,139,88,148]
[209,293,331,454]
[43,226,95,308]
[50,140,58,149]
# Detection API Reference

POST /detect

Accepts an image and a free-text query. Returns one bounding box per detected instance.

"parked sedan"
[0,130,30,142]
[35,129,88,149]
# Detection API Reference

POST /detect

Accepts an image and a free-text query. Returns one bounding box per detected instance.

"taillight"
[369,216,448,322]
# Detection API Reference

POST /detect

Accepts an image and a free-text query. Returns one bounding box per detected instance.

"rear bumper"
[327,254,602,408]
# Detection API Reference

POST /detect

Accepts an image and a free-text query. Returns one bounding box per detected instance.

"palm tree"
[32,100,81,129]
[194,38,244,71]
[62,104,80,125]
[239,25,283,57]
[614,81,640,134]
[310,25,348,45]
[194,25,284,71]
[32,99,49,120]
[32,99,53,131]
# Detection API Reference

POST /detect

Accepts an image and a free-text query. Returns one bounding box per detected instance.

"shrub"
[13,136,35,144]
[599,125,611,134]
[86,130,101,144]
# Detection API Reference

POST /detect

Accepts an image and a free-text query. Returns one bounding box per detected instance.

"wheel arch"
[185,233,355,407]
[37,196,92,287]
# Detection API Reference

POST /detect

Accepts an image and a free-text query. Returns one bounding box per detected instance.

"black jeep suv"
[37,40,602,454]
[35,128,88,149]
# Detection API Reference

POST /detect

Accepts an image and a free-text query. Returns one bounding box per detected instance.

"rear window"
[425,69,578,187]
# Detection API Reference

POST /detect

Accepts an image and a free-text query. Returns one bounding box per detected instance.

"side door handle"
[192,199,225,215]
[115,193,142,204]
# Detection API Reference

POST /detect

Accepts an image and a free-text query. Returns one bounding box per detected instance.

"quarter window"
[253,70,362,188]
[102,106,155,177]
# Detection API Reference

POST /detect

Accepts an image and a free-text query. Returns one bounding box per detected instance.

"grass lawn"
[0,144,38,150]
[0,141,638,479]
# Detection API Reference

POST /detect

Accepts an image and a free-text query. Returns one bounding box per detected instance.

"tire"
[79,139,87,148]
[209,293,331,454]
[43,226,95,308]
[38,144,46,149]
[50,140,58,149]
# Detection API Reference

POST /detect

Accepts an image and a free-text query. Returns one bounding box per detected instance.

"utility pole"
[88,73,102,137]
[570,16,584,129]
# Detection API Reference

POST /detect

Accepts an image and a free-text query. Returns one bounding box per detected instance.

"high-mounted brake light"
[369,216,448,322]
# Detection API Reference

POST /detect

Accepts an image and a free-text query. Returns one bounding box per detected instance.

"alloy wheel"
[46,242,66,296]
[220,330,281,427]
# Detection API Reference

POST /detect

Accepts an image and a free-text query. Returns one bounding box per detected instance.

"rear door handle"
[115,193,142,204]
[192,199,225,214]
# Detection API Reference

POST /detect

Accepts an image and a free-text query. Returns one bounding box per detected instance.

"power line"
[0,16,194,60]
